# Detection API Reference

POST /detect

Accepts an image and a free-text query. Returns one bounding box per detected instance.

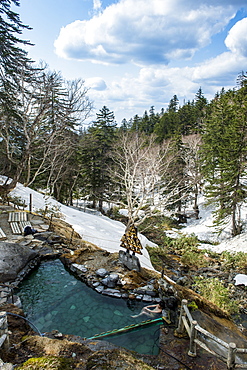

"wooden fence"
[176,299,247,369]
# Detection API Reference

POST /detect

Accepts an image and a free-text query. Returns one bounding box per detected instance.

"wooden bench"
[9,222,22,235]
[8,212,27,222]
[19,221,32,233]
[8,212,30,234]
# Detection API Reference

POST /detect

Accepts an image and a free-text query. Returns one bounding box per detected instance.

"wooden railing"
[176,299,247,369]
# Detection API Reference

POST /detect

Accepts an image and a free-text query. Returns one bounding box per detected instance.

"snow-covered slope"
[7,180,156,271]
[2,177,247,266]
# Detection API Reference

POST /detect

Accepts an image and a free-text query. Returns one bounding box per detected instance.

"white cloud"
[52,0,247,123]
[85,77,107,90]
[93,0,102,10]
[87,45,247,122]
[225,17,247,57]
[54,0,237,65]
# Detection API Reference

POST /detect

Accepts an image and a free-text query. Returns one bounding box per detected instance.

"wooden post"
[227,342,236,370]
[188,320,197,357]
[176,299,187,334]
[69,229,74,247]
[0,312,9,353]
[29,193,32,213]
[49,213,53,230]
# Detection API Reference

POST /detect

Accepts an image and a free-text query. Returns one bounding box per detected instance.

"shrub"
[181,251,209,268]
[36,203,64,219]
[220,251,247,272]
[193,277,239,315]
[168,233,200,254]
[146,245,167,271]
[8,195,27,209]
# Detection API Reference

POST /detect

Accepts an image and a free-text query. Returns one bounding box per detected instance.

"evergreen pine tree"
[79,106,116,211]
[0,0,36,107]
[194,88,208,132]
[154,95,180,141]
[201,87,247,236]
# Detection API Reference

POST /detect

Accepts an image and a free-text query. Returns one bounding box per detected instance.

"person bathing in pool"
[131,301,165,318]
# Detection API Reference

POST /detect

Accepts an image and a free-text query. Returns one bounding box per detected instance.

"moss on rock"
[16,356,73,369]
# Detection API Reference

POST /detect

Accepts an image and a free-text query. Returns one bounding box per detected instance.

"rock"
[135,295,143,300]
[0,242,38,282]
[72,263,88,273]
[0,362,14,370]
[96,268,109,277]
[86,348,154,369]
[101,273,119,288]
[101,288,122,298]
[142,295,153,302]
[92,282,100,288]
[176,276,189,286]
[134,288,157,297]
[163,296,178,310]
[128,294,136,299]
[95,285,104,293]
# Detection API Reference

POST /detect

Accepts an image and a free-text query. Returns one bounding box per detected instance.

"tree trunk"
[193,184,199,219]
[98,199,103,212]
[0,178,18,202]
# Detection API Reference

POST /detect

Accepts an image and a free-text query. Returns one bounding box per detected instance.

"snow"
[7,180,156,271]
[234,274,247,286]
[1,177,247,273]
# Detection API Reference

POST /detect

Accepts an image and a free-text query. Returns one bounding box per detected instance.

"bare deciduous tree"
[110,132,189,226]
[182,134,202,217]
[0,67,92,198]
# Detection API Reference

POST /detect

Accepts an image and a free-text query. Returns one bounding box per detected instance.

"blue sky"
[15,0,247,124]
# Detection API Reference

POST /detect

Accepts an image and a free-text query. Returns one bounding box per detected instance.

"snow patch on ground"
[1,176,247,271]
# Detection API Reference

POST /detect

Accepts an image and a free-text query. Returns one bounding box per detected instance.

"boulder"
[0,242,38,282]
[96,268,109,277]
[101,273,119,288]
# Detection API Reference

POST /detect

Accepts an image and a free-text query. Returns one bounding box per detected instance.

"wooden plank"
[195,324,228,348]
[19,221,32,233]
[182,315,191,337]
[8,212,27,222]
[8,212,14,222]
[19,212,27,222]
[0,228,6,239]
[9,222,21,234]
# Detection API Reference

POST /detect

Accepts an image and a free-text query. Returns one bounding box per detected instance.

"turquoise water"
[16,259,161,355]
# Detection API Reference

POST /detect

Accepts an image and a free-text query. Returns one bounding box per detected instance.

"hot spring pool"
[15,259,161,355]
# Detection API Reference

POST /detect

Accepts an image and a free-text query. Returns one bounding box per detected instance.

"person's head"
[158,301,166,309]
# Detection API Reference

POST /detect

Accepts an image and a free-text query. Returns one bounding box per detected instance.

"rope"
[153,326,193,370]
[6,312,43,337]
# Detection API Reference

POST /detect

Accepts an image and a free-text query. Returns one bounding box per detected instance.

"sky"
[13,0,247,124]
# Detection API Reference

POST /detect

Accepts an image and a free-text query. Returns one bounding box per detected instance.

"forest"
[1,0,247,238]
